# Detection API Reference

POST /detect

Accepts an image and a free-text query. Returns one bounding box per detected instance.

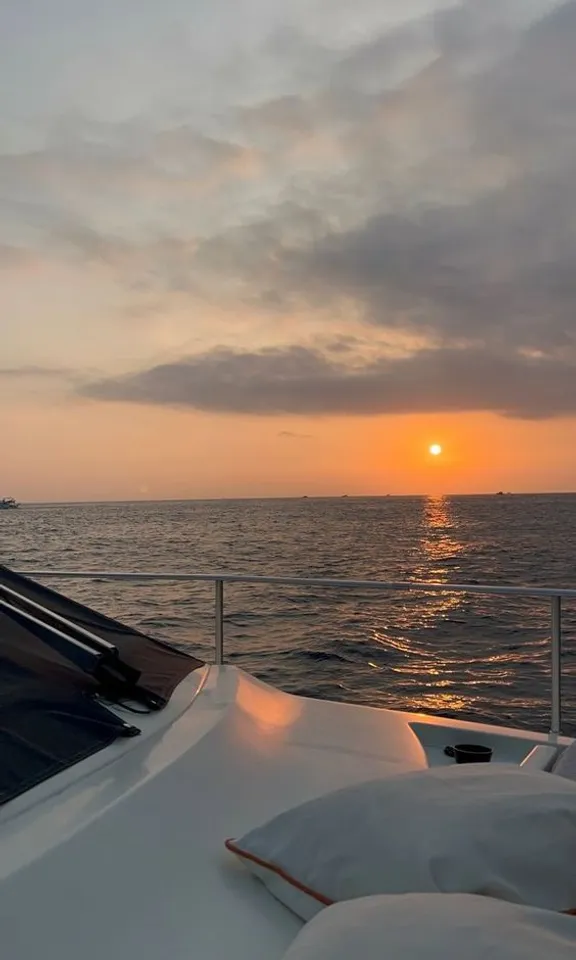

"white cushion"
[553,741,576,781]
[225,764,576,920]
[281,893,576,960]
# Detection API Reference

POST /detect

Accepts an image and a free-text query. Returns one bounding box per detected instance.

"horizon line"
[12,490,576,506]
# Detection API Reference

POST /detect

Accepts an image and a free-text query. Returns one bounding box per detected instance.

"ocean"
[3,495,576,734]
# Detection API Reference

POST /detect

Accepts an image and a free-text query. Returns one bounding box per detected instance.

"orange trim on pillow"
[225,838,334,906]
[226,838,576,915]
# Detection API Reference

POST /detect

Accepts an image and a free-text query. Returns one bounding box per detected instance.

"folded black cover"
[0,566,204,805]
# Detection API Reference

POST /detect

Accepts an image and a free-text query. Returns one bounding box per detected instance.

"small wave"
[286,649,352,664]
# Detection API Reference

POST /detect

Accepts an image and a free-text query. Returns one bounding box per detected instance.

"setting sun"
[429,444,443,456]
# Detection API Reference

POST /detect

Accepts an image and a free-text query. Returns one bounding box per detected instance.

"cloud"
[0,119,263,260]
[0,244,39,270]
[278,430,314,439]
[79,343,576,419]
[169,0,576,363]
[0,365,75,379]
[291,169,576,351]
[0,121,260,197]
[3,0,576,431]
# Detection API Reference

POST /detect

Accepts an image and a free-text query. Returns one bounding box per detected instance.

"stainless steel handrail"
[18,569,571,735]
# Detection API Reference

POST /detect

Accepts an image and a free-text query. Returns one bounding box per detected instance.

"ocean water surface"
[3,495,576,734]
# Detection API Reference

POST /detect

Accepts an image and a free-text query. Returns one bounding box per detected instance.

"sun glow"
[429,444,443,456]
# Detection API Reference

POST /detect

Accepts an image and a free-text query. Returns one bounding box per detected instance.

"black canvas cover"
[0,566,204,805]
[0,670,140,806]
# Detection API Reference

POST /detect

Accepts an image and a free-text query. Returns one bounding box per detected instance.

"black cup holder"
[444,743,493,764]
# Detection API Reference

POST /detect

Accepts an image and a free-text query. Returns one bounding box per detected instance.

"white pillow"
[281,893,576,960]
[225,764,576,920]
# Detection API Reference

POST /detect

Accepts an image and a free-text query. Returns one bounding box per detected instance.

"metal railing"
[19,570,576,735]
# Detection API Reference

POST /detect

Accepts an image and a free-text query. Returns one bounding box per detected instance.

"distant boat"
[0,497,19,510]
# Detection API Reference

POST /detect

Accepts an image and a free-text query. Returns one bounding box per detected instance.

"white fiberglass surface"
[0,668,426,960]
[0,667,568,960]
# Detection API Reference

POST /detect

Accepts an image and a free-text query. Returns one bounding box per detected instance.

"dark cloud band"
[80,344,576,419]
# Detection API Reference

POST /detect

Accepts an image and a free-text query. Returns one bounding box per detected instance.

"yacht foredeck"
[0,569,572,960]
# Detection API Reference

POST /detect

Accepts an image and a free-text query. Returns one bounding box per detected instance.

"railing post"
[214,579,224,665]
[550,595,562,735]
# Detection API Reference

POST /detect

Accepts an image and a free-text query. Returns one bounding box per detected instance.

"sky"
[1,0,576,500]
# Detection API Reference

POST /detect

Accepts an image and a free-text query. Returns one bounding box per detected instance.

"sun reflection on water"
[410,495,466,622]
[408,690,474,714]
[420,495,465,564]
[368,496,473,715]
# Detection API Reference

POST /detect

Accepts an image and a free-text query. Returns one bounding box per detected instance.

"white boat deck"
[0,665,570,960]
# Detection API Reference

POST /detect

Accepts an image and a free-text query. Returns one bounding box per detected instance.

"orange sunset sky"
[2,0,576,502]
